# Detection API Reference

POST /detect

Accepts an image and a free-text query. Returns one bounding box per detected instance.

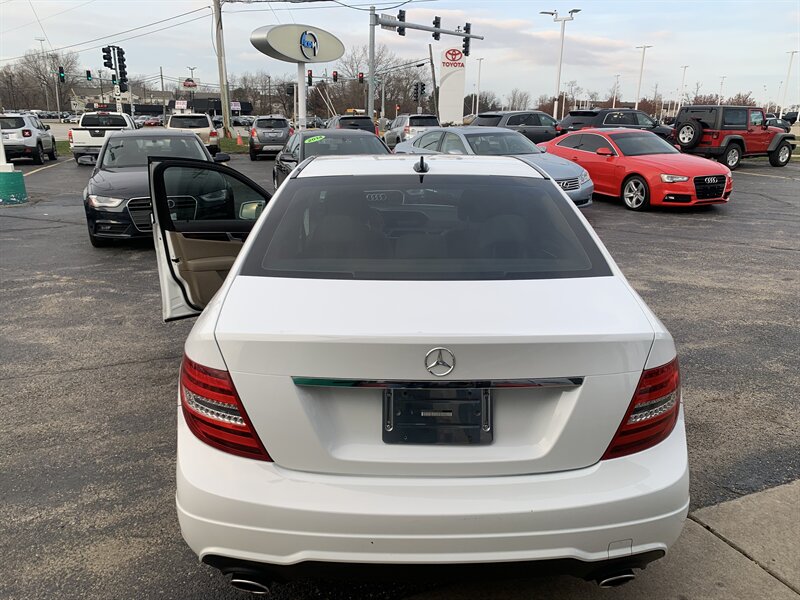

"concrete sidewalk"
[407,481,800,600]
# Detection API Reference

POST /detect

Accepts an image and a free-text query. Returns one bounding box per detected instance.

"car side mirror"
[44,124,50,130]
[213,152,231,163]
[279,152,297,164]
[537,146,547,153]
[596,147,614,156]
[239,201,265,220]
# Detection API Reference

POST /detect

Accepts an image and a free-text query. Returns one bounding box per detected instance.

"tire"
[47,140,58,160]
[88,226,111,248]
[768,141,792,167]
[32,143,45,165]
[722,144,742,170]
[676,120,702,149]
[249,148,258,161]
[621,175,651,211]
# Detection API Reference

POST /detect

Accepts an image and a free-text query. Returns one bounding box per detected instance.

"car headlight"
[87,194,125,208]
[660,174,689,183]
[578,169,591,184]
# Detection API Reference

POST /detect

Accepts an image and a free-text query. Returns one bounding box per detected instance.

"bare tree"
[506,88,531,110]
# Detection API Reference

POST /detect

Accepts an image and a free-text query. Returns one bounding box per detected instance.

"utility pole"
[634,44,653,110]
[212,0,232,137]
[611,74,620,108]
[677,65,689,114]
[475,57,484,114]
[160,66,166,121]
[717,75,726,105]
[428,44,438,120]
[368,6,376,120]
[35,37,51,110]
[98,69,104,103]
[779,50,798,119]
[540,9,581,119]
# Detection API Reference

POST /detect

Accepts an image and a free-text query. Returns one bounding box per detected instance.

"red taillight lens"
[180,355,271,461]
[22,129,32,138]
[602,357,681,460]
[288,127,294,135]
[404,125,409,134]
[68,130,73,142]
[555,124,562,132]
[711,132,719,139]
[375,125,379,136]
[209,129,218,138]
[250,128,258,139]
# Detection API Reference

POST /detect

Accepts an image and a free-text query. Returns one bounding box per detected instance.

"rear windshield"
[560,112,597,127]
[302,134,389,157]
[465,132,542,155]
[101,136,206,168]
[337,117,374,128]
[680,108,717,128]
[409,116,440,127]
[472,115,503,126]
[256,118,288,129]
[0,117,25,129]
[241,175,610,281]
[81,114,128,127]
[169,116,209,128]
[610,132,679,156]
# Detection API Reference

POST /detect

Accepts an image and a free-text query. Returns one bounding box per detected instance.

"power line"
[27,0,53,49]
[0,6,211,63]
[3,0,96,35]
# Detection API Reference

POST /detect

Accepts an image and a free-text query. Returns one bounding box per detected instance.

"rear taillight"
[180,355,271,461]
[602,357,681,460]
[375,124,379,136]
[250,128,258,139]
[404,125,409,134]
[68,130,73,142]
[22,129,32,138]
[555,124,562,132]
[288,127,294,135]
[711,132,719,139]
[209,129,218,138]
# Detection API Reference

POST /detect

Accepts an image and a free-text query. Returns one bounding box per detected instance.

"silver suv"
[249,115,292,160]
[383,114,440,150]
[1,113,57,164]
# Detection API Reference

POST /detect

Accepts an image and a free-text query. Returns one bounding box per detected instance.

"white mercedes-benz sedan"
[148,154,688,594]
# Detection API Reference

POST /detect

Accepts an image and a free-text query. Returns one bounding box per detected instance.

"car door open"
[148,158,271,321]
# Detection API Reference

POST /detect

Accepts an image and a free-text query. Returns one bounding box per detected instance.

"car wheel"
[47,140,58,160]
[622,176,650,211]
[32,143,45,165]
[87,226,111,248]
[768,141,792,167]
[676,121,702,149]
[249,148,258,161]
[723,144,742,170]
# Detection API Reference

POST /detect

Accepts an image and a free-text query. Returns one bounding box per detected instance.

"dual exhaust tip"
[228,569,636,595]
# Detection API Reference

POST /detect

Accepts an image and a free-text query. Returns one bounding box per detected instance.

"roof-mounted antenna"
[413,155,429,174]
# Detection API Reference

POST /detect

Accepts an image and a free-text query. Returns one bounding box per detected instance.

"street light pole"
[779,50,798,119]
[717,75,726,105]
[634,44,653,110]
[541,9,581,119]
[677,65,689,114]
[475,57,484,114]
[212,0,232,138]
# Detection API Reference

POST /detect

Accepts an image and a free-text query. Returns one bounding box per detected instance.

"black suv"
[558,108,673,139]
[472,110,559,143]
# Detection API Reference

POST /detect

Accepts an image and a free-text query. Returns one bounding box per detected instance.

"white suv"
[1,113,57,164]
[147,154,688,593]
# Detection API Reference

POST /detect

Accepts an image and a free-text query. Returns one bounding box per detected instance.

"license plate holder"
[382,388,492,445]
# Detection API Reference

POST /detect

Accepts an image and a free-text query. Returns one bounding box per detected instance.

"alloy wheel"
[778,145,790,163]
[623,179,646,209]
[726,147,740,168]
[678,126,694,144]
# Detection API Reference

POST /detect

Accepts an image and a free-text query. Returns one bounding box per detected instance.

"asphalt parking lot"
[1,153,798,599]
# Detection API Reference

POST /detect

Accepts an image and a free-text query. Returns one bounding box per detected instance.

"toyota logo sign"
[445,48,463,62]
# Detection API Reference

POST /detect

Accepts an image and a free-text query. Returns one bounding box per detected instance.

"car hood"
[626,153,730,175]
[514,152,584,179]
[87,166,151,198]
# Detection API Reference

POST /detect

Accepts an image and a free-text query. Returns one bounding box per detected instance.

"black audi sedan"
[83,130,229,247]
[272,129,390,189]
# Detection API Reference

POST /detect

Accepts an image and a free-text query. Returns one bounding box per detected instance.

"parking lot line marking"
[736,171,800,182]
[23,160,68,177]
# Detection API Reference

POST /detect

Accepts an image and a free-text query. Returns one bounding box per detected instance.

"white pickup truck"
[69,111,136,164]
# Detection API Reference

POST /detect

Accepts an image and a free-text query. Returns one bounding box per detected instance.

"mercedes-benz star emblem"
[425,347,455,377]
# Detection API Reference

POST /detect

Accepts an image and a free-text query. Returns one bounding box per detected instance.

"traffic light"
[58,66,65,83]
[307,69,312,86]
[102,46,113,68]
[332,70,338,83]
[116,47,127,81]
[119,80,128,93]
[397,9,406,36]
[432,16,441,40]
[462,23,471,56]
[358,72,364,84]
[111,73,118,86]
[86,70,92,81]
[420,82,426,97]
[412,82,419,102]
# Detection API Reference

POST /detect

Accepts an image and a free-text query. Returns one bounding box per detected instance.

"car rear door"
[148,158,271,321]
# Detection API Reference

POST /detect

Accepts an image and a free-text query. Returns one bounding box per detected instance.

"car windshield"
[256,118,288,129]
[465,132,542,155]
[81,114,127,127]
[169,116,209,128]
[302,134,389,157]
[0,117,25,129]
[101,136,206,168]
[241,175,610,281]
[609,132,679,156]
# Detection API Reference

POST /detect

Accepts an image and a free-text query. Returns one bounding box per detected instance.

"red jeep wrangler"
[673,105,795,169]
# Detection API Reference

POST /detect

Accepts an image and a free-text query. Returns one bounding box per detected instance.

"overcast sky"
[2,0,799,106]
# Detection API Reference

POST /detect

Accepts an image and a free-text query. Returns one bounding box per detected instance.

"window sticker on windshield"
[304,135,326,144]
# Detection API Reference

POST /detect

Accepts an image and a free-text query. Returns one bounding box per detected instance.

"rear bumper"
[1,144,32,158]
[72,145,101,156]
[176,406,689,573]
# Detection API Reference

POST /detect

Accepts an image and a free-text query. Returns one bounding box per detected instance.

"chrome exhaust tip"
[597,569,636,588]
[230,577,271,595]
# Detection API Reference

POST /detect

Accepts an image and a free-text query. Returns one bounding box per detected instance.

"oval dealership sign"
[250,24,345,64]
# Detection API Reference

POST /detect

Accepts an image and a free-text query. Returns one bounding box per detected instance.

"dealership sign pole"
[439,48,467,124]
[251,25,344,130]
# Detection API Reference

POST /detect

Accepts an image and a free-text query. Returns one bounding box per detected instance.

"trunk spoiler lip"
[291,377,584,389]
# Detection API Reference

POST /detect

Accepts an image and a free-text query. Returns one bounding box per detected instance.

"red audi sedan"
[540,129,732,210]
